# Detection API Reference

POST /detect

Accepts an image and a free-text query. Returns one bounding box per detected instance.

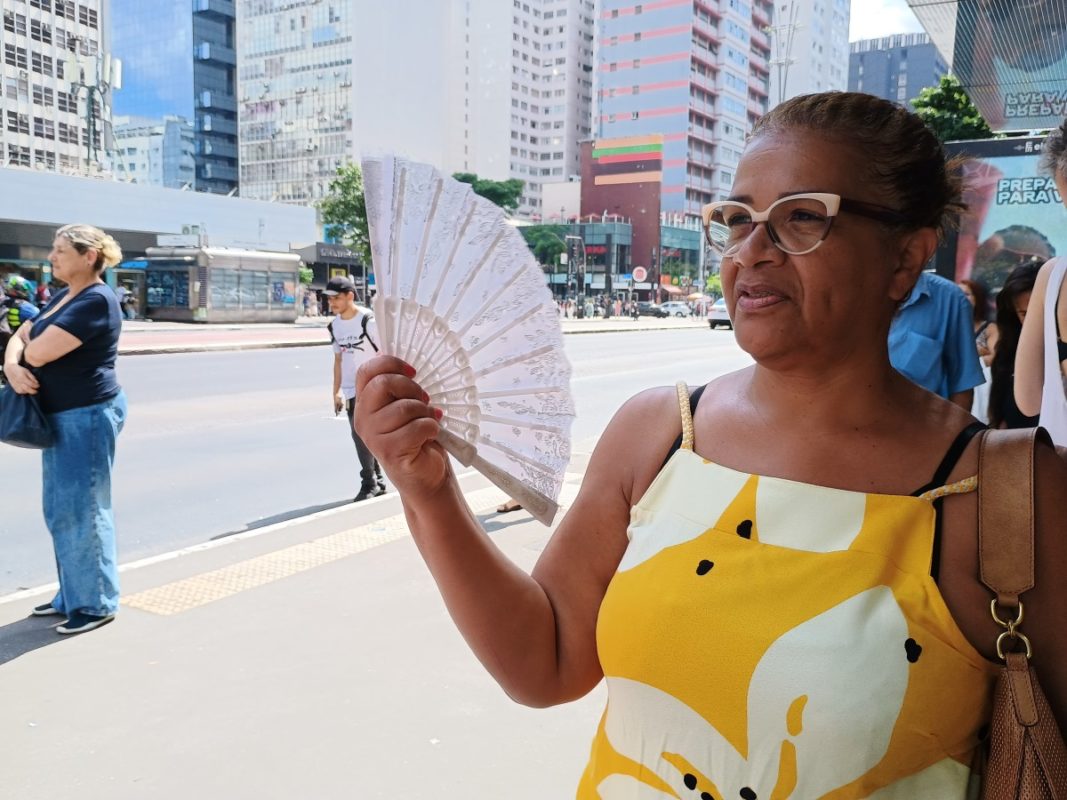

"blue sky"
[849,0,924,42]
[110,1,193,119]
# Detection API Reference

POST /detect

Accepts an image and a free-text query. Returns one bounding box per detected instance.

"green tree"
[520,225,567,266]
[298,265,313,286]
[318,162,370,264]
[452,172,525,213]
[911,75,994,143]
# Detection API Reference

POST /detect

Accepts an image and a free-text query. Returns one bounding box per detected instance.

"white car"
[659,301,692,317]
[707,297,732,329]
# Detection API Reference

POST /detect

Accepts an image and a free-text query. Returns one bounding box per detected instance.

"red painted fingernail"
[402,363,416,377]
[422,391,430,403]
[433,407,444,420]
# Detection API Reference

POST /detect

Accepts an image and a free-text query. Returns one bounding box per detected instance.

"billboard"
[952,0,1067,132]
[940,137,1064,288]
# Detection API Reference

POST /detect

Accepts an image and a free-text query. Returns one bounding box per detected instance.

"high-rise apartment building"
[767,0,849,106]
[237,1,595,219]
[110,0,238,194]
[236,0,353,204]
[848,33,948,109]
[597,0,774,218]
[493,0,596,217]
[112,114,195,188]
[1,0,113,175]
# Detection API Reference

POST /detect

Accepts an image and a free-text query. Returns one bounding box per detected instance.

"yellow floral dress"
[578,384,996,799]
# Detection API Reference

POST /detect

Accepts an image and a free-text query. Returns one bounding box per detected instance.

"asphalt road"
[0,328,751,595]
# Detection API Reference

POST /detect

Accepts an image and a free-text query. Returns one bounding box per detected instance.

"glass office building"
[110,0,237,193]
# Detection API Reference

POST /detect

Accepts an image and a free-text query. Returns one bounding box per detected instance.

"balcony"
[689,69,717,95]
[693,16,720,46]
[748,98,765,117]
[752,2,771,27]
[201,139,238,160]
[751,27,770,51]
[198,90,237,113]
[195,42,236,67]
[694,0,722,22]
[198,113,237,137]
[197,162,238,183]
[749,51,769,74]
[192,0,234,20]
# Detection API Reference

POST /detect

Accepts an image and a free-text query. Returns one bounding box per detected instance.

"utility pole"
[69,43,121,171]
[565,234,587,318]
[768,1,801,106]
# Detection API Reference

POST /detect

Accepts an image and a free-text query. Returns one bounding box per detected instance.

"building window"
[4,44,28,70]
[32,84,54,106]
[30,18,51,43]
[7,144,31,167]
[29,0,53,9]
[7,111,30,134]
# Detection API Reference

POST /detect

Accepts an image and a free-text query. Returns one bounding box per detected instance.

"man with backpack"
[325,275,387,502]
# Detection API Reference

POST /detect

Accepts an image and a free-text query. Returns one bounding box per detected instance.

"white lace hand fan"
[362,155,575,525]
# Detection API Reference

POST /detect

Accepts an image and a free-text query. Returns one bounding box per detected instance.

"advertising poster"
[952,0,1067,132]
[941,137,1064,289]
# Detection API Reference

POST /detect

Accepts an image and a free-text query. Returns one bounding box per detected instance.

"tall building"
[112,114,195,188]
[767,0,849,106]
[848,33,948,108]
[237,0,596,219]
[354,0,601,219]
[236,0,354,204]
[110,0,238,194]
[597,0,774,218]
[1,0,114,175]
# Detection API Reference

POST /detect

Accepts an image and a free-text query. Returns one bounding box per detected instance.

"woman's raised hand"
[354,355,451,499]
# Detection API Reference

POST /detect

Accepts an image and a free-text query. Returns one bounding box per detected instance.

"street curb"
[118,339,329,356]
[117,322,708,355]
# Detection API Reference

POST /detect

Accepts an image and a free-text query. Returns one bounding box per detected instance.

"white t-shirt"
[328,307,380,399]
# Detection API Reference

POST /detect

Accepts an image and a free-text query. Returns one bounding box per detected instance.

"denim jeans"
[41,391,126,617]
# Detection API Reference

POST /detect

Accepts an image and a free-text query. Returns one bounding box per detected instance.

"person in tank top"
[1015,119,1067,446]
[353,93,1067,798]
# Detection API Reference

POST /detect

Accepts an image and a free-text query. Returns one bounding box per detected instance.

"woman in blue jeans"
[4,224,126,635]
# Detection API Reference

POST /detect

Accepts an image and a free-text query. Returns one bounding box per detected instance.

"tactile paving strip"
[122,479,580,616]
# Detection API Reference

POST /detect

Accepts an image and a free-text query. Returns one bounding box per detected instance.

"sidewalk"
[118,314,708,355]
[0,466,605,799]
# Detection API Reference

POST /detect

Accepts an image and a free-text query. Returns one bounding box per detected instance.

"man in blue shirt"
[889,271,985,409]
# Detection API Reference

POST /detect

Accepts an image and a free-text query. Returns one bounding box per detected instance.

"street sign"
[632,266,647,282]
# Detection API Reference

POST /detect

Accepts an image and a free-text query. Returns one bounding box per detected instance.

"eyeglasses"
[701,193,909,257]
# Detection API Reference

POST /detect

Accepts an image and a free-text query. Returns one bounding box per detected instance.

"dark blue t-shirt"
[29,284,122,413]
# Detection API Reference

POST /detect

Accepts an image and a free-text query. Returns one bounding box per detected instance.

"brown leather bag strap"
[977,427,1051,608]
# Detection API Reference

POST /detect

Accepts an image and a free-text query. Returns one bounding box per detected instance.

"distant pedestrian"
[35,278,51,306]
[4,224,126,635]
[2,275,40,333]
[988,262,1042,430]
[1014,118,1067,445]
[325,275,386,502]
[888,271,985,409]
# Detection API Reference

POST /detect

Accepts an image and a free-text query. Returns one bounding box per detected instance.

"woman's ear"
[888,228,939,303]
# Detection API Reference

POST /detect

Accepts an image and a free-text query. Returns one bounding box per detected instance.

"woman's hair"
[749,91,966,237]
[56,223,122,272]
[958,278,990,325]
[1040,119,1067,179]
[988,261,1042,427]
